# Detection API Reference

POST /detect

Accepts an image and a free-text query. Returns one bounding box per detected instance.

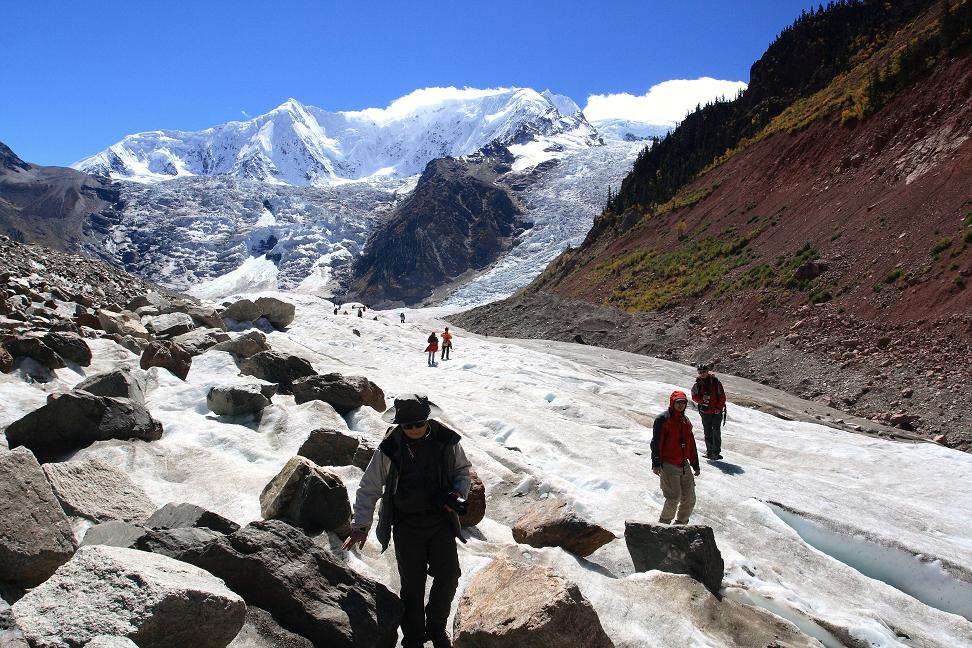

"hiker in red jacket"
[425,332,439,367]
[650,390,700,525]
[691,363,727,460]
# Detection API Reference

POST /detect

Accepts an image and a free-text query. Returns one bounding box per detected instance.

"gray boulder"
[624,521,724,595]
[97,309,150,340]
[135,527,224,557]
[254,297,295,328]
[170,328,231,356]
[221,298,262,323]
[212,330,271,358]
[140,339,192,380]
[513,498,615,558]
[11,545,245,648]
[352,441,376,471]
[297,428,361,467]
[180,304,225,330]
[0,448,77,588]
[145,312,195,338]
[75,366,148,403]
[2,335,65,370]
[208,384,271,416]
[43,459,156,524]
[291,373,386,414]
[227,605,314,648]
[4,391,164,463]
[42,331,92,366]
[240,351,315,394]
[145,520,401,648]
[145,502,241,535]
[125,292,170,312]
[260,457,351,535]
[81,521,148,548]
[453,557,613,648]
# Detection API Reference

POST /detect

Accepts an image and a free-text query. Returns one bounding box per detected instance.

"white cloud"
[241,110,251,119]
[584,77,747,126]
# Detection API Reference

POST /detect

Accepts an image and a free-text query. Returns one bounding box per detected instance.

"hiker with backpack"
[440,327,453,361]
[343,394,472,648]
[425,332,439,367]
[691,363,726,460]
[651,390,700,525]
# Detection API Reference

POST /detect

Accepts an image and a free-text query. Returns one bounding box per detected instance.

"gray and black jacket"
[350,420,472,552]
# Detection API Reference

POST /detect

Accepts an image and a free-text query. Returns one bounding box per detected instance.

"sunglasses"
[402,421,428,430]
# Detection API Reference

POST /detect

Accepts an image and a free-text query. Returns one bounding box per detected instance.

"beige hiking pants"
[658,462,696,524]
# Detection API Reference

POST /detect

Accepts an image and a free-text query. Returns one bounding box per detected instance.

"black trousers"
[701,412,722,456]
[393,514,460,647]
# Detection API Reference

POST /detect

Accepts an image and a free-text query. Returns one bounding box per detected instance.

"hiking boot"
[426,624,452,648]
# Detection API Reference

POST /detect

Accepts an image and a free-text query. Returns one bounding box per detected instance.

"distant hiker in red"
[691,363,726,460]
[425,332,439,367]
[440,327,453,361]
[651,391,700,525]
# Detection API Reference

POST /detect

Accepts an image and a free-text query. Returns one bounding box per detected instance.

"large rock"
[97,309,150,340]
[222,298,295,329]
[81,521,148,548]
[145,312,195,338]
[181,304,226,330]
[240,351,315,394]
[145,502,241,535]
[453,557,613,648]
[42,332,92,366]
[2,335,65,370]
[221,299,262,323]
[208,384,271,416]
[43,459,156,524]
[352,441,376,471]
[212,330,271,358]
[125,292,170,312]
[459,471,486,528]
[149,520,401,648]
[4,391,164,463]
[227,605,314,648]
[512,498,615,557]
[135,527,224,557]
[260,457,351,535]
[75,366,148,403]
[170,328,231,356]
[291,373,386,413]
[297,428,360,467]
[11,545,245,648]
[0,448,77,588]
[140,339,193,381]
[624,521,724,595]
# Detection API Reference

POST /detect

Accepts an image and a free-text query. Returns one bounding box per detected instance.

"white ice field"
[2,292,970,648]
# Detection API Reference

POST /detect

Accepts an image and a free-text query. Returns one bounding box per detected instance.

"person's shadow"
[706,459,745,476]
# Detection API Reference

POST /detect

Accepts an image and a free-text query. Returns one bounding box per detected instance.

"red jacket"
[651,391,699,470]
[692,375,726,415]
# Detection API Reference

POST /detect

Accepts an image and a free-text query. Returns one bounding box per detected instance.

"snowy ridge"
[75,88,603,186]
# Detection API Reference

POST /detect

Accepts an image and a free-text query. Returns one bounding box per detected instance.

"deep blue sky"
[2,0,815,166]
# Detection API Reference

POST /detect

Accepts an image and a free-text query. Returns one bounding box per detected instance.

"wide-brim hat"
[381,393,443,424]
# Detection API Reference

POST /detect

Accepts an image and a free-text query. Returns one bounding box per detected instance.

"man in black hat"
[691,363,727,459]
[343,394,472,648]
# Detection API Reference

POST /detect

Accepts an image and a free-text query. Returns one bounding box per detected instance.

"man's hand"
[341,529,368,551]
[442,490,462,513]
[694,468,701,477]
[652,466,661,476]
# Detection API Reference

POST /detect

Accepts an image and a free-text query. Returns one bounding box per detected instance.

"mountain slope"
[75,88,601,186]
[452,0,972,447]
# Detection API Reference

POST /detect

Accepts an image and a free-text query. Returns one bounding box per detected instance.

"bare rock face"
[11,545,245,648]
[4,391,163,463]
[145,520,401,648]
[291,373,386,414]
[144,502,241,535]
[297,428,361,467]
[0,448,77,588]
[170,328,231,356]
[43,458,156,524]
[75,366,148,403]
[260,457,351,535]
[97,309,150,340]
[453,557,613,648]
[458,471,486,528]
[624,521,724,595]
[145,312,195,338]
[207,384,271,416]
[140,339,192,380]
[512,498,615,557]
[41,331,92,366]
[227,605,314,648]
[211,330,271,358]
[240,351,315,394]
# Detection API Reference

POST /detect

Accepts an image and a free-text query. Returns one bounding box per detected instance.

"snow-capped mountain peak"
[75,87,602,186]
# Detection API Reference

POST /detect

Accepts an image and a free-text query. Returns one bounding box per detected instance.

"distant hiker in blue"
[344,394,471,648]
